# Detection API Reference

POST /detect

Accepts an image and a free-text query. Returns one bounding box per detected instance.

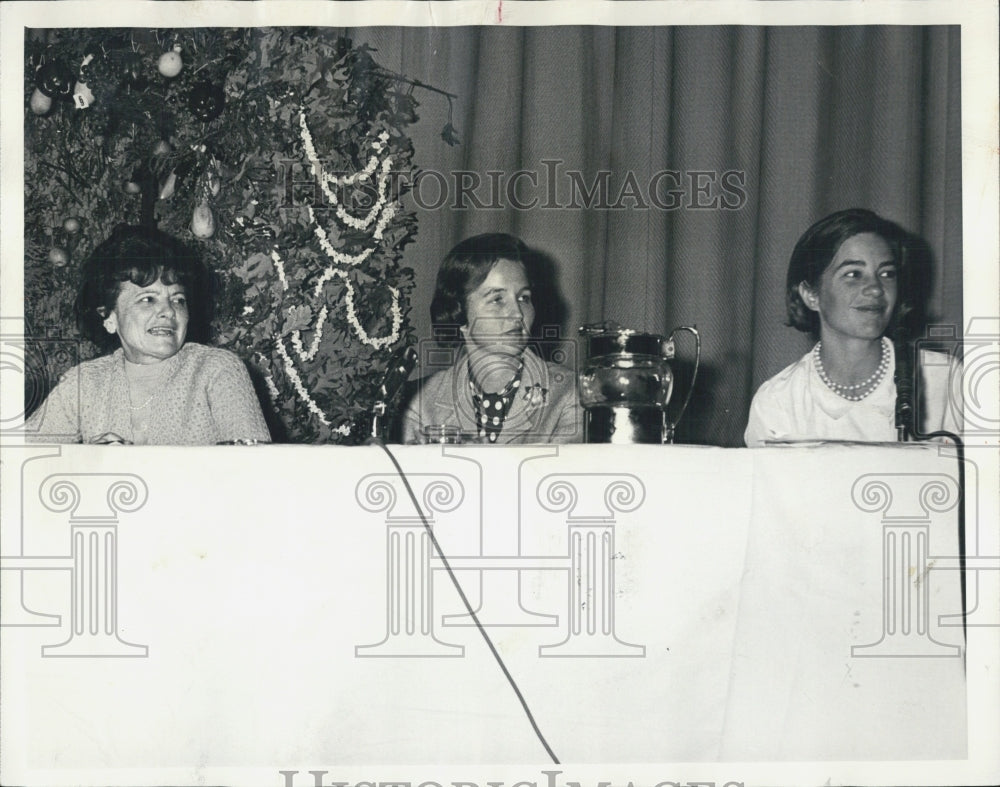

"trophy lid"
[578,321,675,360]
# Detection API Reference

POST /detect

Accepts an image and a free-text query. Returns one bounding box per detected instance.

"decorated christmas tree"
[24,27,457,443]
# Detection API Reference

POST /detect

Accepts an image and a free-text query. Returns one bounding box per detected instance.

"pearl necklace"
[813,338,890,401]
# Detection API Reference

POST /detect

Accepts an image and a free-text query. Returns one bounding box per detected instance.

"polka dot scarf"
[469,358,524,443]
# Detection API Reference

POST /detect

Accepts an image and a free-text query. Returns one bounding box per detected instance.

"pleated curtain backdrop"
[351,25,962,446]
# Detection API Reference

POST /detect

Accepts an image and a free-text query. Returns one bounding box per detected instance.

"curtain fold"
[354,24,962,446]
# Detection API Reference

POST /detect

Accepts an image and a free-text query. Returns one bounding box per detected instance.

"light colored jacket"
[401,347,583,444]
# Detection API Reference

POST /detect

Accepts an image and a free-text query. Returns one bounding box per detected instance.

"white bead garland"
[300,111,394,232]
[249,114,405,434]
[270,249,289,291]
[290,305,328,363]
[275,336,331,426]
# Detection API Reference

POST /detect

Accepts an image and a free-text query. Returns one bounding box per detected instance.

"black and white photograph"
[1,1,997,786]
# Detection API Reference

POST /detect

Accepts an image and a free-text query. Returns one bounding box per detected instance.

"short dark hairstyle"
[75,224,214,351]
[429,233,531,337]
[785,208,919,335]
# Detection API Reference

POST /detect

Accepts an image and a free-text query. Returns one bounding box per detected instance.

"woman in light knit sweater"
[26,225,270,445]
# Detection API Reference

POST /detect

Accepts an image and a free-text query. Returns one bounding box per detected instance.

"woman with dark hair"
[26,224,270,445]
[401,233,581,444]
[744,208,962,445]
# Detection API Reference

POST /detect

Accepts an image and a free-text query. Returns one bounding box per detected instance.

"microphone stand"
[370,346,418,442]
[893,327,914,442]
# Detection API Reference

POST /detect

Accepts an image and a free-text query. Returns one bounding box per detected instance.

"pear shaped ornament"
[158,171,177,200]
[29,88,53,115]
[191,201,216,239]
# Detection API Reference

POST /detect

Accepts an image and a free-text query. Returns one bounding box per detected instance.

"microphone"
[378,345,419,403]
[371,345,419,441]
[893,326,915,441]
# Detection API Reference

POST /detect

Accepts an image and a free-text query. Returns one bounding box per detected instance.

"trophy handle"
[663,325,701,443]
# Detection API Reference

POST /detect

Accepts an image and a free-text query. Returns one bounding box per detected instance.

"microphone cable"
[893,332,968,651]
[906,426,967,657]
[366,436,561,764]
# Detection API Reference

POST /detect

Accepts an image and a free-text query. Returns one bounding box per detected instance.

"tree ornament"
[120,51,147,89]
[29,88,53,115]
[63,217,81,233]
[188,80,225,121]
[334,37,352,60]
[158,171,177,200]
[23,28,440,444]
[74,52,97,106]
[191,201,215,238]
[35,60,74,98]
[152,140,172,156]
[72,81,95,109]
[157,48,183,78]
[47,247,69,267]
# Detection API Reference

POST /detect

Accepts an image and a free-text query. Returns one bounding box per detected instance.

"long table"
[0,442,994,786]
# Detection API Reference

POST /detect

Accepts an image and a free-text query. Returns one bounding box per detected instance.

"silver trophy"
[578,322,701,444]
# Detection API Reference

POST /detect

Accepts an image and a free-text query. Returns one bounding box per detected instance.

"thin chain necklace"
[124,353,177,411]
[813,337,890,401]
[129,390,158,411]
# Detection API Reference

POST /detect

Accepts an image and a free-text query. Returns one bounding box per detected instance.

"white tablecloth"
[0,442,983,785]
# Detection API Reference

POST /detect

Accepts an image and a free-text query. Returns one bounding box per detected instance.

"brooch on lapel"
[522,383,548,408]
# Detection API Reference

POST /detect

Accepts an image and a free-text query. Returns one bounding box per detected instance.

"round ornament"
[157,49,183,78]
[188,80,225,121]
[29,88,53,115]
[35,60,74,98]
[63,217,81,234]
[124,180,142,194]
[48,247,69,267]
